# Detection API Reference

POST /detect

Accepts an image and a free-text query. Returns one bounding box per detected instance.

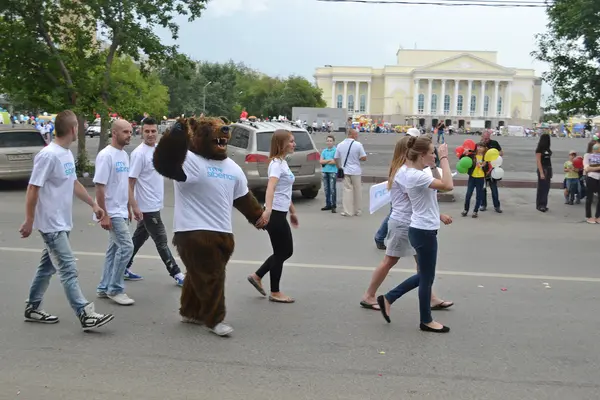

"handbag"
[337,140,355,179]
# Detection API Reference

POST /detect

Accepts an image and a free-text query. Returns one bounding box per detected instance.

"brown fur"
[153,116,264,330]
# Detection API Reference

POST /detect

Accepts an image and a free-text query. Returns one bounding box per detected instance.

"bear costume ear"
[153,117,190,182]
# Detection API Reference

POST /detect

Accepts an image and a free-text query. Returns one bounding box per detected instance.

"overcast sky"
[157,0,552,99]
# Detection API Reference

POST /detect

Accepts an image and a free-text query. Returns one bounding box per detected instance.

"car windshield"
[256,131,314,152]
[0,131,46,148]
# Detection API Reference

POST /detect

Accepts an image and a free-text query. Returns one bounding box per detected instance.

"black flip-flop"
[376,295,390,323]
[431,301,454,310]
[247,275,266,296]
[360,300,380,310]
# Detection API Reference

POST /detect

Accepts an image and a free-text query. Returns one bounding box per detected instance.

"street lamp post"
[203,81,212,114]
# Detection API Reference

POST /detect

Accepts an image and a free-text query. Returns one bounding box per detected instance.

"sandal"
[360,300,380,310]
[269,295,295,303]
[431,301,454,310]
[247,275,266,296]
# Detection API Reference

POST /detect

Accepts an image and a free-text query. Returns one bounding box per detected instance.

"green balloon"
[456,162,468,174]
[459,156,473,169]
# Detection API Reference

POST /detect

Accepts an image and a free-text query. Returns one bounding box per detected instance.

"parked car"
[86,120,112,138]
[0,126,47,181]
[227,120,321,199]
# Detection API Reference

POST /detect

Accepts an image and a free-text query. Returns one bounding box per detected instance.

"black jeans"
[126,211,181,277]
[464,176,485,212]
[585,176,600,218]
[536,167,552,209]
[255,210,293,293]
[482,178,500,209]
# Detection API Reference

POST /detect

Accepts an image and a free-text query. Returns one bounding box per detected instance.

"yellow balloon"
[484,148,499,162]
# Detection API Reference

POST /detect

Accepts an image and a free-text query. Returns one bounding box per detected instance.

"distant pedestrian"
[535,133,552,212]
[320,135,338,212]
[583,141,600,223]
[334,129,367,217]
[480,131,503,213]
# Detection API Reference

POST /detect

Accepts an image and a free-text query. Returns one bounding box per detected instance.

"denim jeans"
[384,227,438,324]
[126,211,181,277]
[27,231,89,316]
[322,172,337,208]
[464,176,485,212]
[565,178,580,202]
[97,217,134,296]
[374,209,391,243]
[482,178,501,209]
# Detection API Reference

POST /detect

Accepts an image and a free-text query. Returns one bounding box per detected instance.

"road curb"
[360,175,563,189]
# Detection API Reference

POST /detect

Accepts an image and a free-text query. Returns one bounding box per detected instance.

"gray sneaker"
[208,322,234,336]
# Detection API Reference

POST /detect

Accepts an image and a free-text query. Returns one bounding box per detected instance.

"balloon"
[456,162,469,174]
[463,139,476,151]
[459,156,473,169]
[484,148,500,162]
[455,146,465,158]
[491,155,503,168]
[491,167,504,180]
[573,156,584,170]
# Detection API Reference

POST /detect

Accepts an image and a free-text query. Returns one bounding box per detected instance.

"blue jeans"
[322,172,337,208]
[464,176,485,212]
[565,178,580,202]
[375,209,391,243]
[97,218,134,296]
[482,178,500,209]
[384,227,438,324]
[27,231,89,316]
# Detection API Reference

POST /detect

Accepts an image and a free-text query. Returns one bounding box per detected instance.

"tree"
[533,0,600,116]
[0,0,207,166]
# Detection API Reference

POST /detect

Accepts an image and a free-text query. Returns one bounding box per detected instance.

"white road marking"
[1,246,600,283]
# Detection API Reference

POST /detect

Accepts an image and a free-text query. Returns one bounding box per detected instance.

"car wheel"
[301,188,319,199]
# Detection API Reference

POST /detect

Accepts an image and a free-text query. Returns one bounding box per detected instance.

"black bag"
[337,140,355,179]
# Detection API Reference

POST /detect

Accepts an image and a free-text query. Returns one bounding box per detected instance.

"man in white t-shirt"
[19,110,114,331]
[334,128,367,216]
[93,119,135,306]
[126,117,185,286]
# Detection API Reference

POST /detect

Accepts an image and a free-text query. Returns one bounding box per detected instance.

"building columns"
[467,80,473,117]
[343,81,348,112]
[413,79,420,114]
[366,82,371,114]
[479,80,487,117]
[505,81,512,118]
[493,80,500,117]
[453,80,459,116]
[427,79,433,115]
[354,83,360,114]
[331,80,336,108]
[440,79,446,116]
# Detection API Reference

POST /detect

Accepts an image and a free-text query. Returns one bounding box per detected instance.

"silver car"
[227,121,321,198]
[0,126,47,181]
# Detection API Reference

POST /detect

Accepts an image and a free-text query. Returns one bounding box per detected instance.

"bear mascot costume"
[153,116,264,337]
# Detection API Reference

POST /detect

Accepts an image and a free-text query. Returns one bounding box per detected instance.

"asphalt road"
[76,132,591,182]
[1,181,599,399]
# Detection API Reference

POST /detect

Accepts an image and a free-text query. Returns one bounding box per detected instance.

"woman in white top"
[583,140,600,223]
[360,136,453,311]
[376,138,454,333]
[248,130,298,303]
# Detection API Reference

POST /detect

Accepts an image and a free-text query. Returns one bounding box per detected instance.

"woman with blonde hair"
[247,129,298,303]
[361,136,452,311]
[377,138,454,333]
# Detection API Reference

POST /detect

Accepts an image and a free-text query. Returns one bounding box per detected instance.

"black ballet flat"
[376,295,390,323]
[419,323,450,333]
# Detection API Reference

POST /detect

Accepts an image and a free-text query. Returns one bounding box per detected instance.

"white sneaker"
[108,293,135,306]
[208,322,233,336]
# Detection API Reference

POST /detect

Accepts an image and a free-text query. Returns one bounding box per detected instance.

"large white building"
[314,49,542,129]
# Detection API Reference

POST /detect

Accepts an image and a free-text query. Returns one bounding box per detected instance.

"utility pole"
[203,81,212,114]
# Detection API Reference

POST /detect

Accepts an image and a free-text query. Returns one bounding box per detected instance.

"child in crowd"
[319,135,338,212]
[461,142,489,218]
[564,150,581,205]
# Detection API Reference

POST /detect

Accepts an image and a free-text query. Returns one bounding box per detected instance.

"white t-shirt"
[268,158,295,212]
[93,145,130,219]
[29,142,77,233]
[129,143,164,213]
[334,138,367,175]
[389,165,412,225]
[399,167,440,230]
[583,153,600,180]
[173,152,249,233]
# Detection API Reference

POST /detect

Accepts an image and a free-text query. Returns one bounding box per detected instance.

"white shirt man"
[126,118,185,286]
[334,129,367,216]
[20,110,114,331]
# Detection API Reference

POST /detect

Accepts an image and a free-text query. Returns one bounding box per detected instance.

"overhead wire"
[317,0,552,7]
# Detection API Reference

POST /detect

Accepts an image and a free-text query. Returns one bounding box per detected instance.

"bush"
[75,151,95,178]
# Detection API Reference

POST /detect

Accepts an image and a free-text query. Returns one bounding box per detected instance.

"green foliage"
[160,58,327,120]
[533,0,600,116]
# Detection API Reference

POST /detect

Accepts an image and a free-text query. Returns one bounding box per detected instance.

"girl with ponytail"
[361,136,452,311]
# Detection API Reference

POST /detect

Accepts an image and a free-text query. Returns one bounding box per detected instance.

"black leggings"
[255,210,293,293]
[585,176,600,218]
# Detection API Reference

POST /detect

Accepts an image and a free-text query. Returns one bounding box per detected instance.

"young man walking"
[20,110,114,331]
[94,119,135,305]
[125,117,185,286]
